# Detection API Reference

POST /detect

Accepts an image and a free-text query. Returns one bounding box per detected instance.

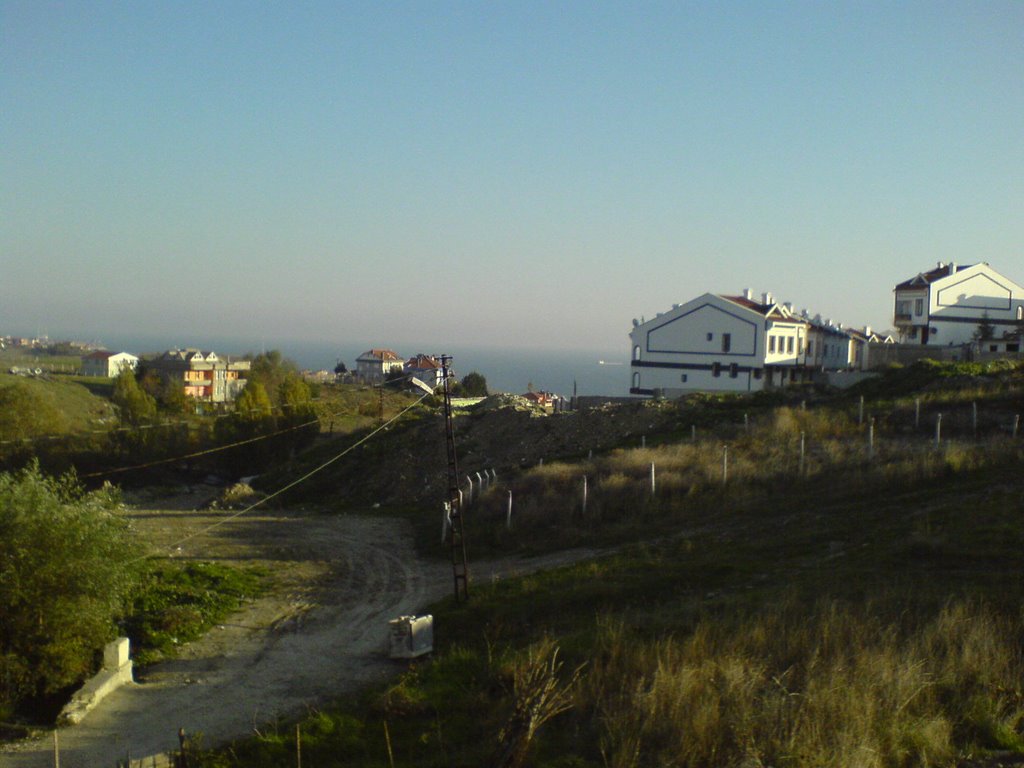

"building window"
[915,298,924,315]
[1018,306,1023,320]
[729,363,738,379]
[798,338,804,355]
[722,333,731,352]
[769,336,776,353]
[807,340,814,355]
[706,332,713,342]
[712,362,721,377]
[1007,344,1020,352]
[787,337,794,354]
[753,369,762,380]
[633,345,641,361]
[990,345,998,352]
[680,374,688,383]
[632,372,640,389]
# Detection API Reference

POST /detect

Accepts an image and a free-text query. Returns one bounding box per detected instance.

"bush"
[0,463,137,717]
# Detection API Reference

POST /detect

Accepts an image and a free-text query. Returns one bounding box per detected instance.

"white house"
[629,291,818,397]
[404,354,445,389]
[893,262,1024,346]
[81,351,139,378]
[355,349,403,383]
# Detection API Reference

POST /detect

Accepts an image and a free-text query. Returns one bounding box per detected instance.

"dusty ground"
[1,488,594,767]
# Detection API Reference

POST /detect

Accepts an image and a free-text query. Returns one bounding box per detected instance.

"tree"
[975,312,996,342]
[0,464,136,716]
[245,350,299,408]
[460,371,489,397]
[333,360,348,375]
[112,368,156,426]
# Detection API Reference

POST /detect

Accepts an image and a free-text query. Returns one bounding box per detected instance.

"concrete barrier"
[59,637,133,725]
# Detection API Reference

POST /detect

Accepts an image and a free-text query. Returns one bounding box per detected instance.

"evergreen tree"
[112,368,156,426]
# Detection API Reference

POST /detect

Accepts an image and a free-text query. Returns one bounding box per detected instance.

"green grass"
[124,560,266,665]
[0,373,116,435]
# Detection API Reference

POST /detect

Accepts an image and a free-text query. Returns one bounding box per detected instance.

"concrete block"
[104,637,130,670]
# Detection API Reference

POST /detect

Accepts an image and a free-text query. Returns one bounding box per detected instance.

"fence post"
[296,723,302,768]
[476,471,484,493]
[858,395,864,426]
[868,418,875,460]
[650,463,656,496]
[1014,414,1020,439]
[799,431,805,475]
[722,446,729,485]
[692,424,697,441]
[465,475,473,504]
[935,413,942,449]
[744,413,749,433]
[53,731,59,768]
[506,490,513,529]
[582,475,588,515]
[915,398,921,430]
[442,503,450,544]
[972,402,977,438]
[641,435,646,449]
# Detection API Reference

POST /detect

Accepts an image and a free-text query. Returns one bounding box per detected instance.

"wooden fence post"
[582,475,588,516]
[506,491,513,529]
[799,431,805,475]
[722,446,729,485]
[650,463,656,496]
[935,414,942,449]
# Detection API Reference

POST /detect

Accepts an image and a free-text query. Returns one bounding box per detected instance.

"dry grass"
[586,598,1024,768]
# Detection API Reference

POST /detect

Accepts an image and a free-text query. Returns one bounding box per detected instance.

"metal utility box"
[388,615,434,659]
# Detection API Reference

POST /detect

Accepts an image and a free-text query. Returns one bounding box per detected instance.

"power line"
[139,392,431,562]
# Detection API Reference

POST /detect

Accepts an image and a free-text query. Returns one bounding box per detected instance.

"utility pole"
[441,355,469,602]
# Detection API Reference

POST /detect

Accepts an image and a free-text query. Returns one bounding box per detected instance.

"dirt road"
[1,493,589,767]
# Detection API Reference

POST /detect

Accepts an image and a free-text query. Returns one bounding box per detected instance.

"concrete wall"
[59,638,133,725]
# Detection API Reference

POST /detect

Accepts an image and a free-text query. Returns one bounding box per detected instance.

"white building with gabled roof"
[893,262,1024,346]
[81,350,139,378]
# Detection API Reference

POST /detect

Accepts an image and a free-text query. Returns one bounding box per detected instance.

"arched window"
[633,345,641,361]
[1018,306,1023,321]
[632,372,640,389]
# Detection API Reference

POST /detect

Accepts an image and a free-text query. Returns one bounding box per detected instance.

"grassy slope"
[0,372,116,434]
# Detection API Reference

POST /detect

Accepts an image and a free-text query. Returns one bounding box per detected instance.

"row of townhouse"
[628,291,885,397]
[354,349,446,388]
[629,262,1023,398]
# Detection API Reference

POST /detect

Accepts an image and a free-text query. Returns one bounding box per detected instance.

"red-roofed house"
[404,354,444,389]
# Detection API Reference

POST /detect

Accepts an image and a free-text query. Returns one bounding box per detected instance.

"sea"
[94,334,632,398]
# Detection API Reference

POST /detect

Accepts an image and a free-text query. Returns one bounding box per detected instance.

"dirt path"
[1,493,594,767]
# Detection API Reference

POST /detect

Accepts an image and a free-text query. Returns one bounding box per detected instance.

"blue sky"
[2,1,1022,353]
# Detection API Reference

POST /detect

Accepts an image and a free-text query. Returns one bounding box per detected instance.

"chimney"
[864,325,872,337]
[743,288,753,300]
[949,262,957,275]
[761,291,773,305]
[937,261,945,269]
[784,302,794,313]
